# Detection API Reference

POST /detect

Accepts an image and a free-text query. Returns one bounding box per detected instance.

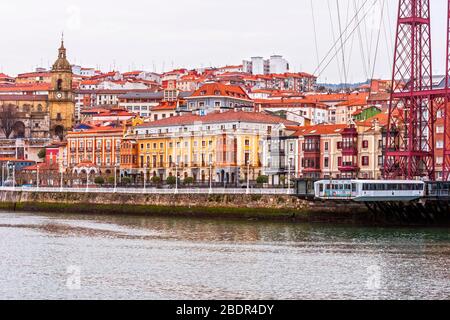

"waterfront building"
[292,116,386,180]
[66,126,123,175]
[131,110,296,185]
[185,83,254,115]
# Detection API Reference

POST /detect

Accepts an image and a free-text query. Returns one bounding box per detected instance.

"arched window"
[57,79,63,91]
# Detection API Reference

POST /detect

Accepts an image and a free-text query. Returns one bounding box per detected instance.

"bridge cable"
[310,0,321,70]
[326,0,344,85]
[336,0,349,87]
[370,0,386,82]
[316,0,379,79]
[313,0,371,77]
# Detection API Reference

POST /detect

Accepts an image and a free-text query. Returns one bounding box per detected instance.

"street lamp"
[1,163,4,187]
[86,170,90,193]
[287,158,291,194]
[143,163,147,193]
[12,163,15,190]
[175,161,179,194]
[37,164,40,190]
[60,165,64,192]
[114,164,119,193]
[209,161,213,193]
[246,157,251,195]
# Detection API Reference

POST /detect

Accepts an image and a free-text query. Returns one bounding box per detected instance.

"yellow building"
[130,111,295,185]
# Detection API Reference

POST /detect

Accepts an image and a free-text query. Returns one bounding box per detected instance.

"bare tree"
[0,104,19,139]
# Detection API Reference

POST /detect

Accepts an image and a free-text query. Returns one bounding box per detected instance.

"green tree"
[166,176,177,186]
[151,176,161,184]
[94,176,105,186]
[121,177,131,185]
[37,149,46,160]
[183,177,194,185]
[256,175,269,185]
[107,176,115,185]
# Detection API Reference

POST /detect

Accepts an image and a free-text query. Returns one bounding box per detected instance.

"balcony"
[341,143,358,155]
[302,143,320,153]
[338,162,359,172]
[303,166,321,173]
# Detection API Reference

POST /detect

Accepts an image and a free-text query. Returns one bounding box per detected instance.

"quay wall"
[0,190,447,225]
[0,190,372,223]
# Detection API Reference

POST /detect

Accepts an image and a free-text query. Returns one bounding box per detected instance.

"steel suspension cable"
[313,0,371,76]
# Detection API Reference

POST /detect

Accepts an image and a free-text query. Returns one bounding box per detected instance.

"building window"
[324,142,329,151]
[362,140,369,148]
[437,140,444,149]
[362,156,369,166]
[324,157,329,168]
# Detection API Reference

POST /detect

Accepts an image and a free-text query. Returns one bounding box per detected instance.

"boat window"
[319,184,323,192]
[352,183,357,192]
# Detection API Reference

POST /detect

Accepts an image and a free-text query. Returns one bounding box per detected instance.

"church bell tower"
[48,36,75,140]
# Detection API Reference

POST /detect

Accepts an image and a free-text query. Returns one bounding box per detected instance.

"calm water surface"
[0,211,449,300]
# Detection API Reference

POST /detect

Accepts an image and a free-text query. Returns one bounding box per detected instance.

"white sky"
[0,0,447,83]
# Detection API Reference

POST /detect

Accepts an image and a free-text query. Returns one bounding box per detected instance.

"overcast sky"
[0,0,447,83]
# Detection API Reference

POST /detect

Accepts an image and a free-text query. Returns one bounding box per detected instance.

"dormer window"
[200,91,206,95]
[214,90,221,95]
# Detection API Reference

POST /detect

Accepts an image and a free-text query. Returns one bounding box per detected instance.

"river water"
[0,211,448,300]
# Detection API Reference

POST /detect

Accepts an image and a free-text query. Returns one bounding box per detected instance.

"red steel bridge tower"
[443,0,450,181]
[385,0,450,181]
[385,0,434,180]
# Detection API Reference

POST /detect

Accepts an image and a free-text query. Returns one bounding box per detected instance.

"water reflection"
[0,211,449,300]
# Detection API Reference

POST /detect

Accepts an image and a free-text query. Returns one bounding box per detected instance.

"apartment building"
[130,110,295,185]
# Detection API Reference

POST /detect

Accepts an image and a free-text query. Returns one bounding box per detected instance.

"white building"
[243,55,289,75]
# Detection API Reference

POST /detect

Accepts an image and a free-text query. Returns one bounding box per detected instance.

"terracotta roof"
[67,126,123,135]
[336,98,368,107]
[356,111,390,127]
[190,83,251,100]
[138,110,295,128]
[0,95,48,101]
[0,83,51,92]
[368,92,391,101]
[151,102,177,111]
[17,72,51,78]
[293,124,348,136]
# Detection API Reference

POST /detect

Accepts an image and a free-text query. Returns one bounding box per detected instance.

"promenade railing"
[0,186,295,195]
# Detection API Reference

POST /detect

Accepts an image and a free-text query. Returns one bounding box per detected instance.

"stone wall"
[0,190,371,223]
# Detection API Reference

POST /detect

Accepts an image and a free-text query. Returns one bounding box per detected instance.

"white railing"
[0,186,295,195]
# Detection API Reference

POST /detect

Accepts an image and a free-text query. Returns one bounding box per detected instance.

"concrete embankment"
[1,190,447,225]
[0,190,374,224]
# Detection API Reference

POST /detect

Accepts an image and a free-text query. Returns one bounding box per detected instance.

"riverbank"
[0,190,447,225]
[0,190,373,224]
